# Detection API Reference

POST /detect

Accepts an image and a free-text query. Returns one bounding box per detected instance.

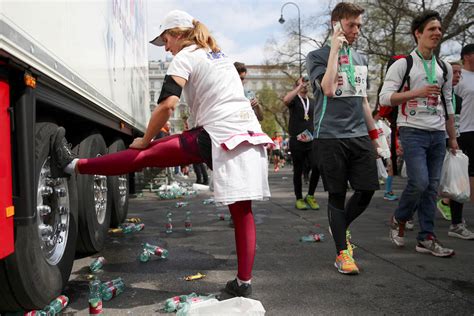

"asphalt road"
[63,167,474,315]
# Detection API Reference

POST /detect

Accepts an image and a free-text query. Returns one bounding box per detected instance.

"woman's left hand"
[129,137,149,149]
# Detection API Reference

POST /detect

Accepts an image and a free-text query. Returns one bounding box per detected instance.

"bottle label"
[339,55,349,65]
[185,222,192,228]
[89,299,103,315]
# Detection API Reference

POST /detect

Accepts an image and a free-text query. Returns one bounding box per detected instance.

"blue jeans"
[395,127,446,240]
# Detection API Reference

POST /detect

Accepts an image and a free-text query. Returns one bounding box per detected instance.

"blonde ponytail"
[167,20,220,53]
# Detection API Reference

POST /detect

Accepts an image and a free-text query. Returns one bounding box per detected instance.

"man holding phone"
[306,2,379,275]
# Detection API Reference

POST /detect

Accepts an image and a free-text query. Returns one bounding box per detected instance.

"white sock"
[237,277,251,286]
[64,158,79,175]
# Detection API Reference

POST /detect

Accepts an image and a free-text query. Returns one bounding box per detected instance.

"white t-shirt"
[166,45,272,205]
[454,69,474,133]
[379,50,454,131]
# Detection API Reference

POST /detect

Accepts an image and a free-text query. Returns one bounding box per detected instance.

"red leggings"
[77,131,204,176]
[77,130,256,281]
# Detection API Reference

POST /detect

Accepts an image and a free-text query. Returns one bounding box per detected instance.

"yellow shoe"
[346,230,356,257]
[304,195,320,210]
[334,250,359,275]
[295,199,308,210]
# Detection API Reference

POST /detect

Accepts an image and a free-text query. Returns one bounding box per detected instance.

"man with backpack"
[379,10,458,257]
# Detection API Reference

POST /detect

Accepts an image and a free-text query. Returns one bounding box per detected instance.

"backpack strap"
[397,55,413,93]
[436,57,449,120]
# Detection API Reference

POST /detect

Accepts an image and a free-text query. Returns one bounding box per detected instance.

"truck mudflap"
[0,74,14,259]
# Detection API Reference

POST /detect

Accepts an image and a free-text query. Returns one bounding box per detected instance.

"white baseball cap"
[149,10,194,46]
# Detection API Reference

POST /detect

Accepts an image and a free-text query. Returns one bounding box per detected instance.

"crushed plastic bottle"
[184,211,192,232]
[101,281,125,301]
[202,198,215,205]
[300,233,325,242]
[89,256,106,272]
[43,295,68,315]
[119,223,135,234]
[88,279,103,315]
[175,201,189,208]
[166,212,173,234]
[133,223,145,232]
[100,277,124,292]
[163,293,216,315]
[218,213,231,221]
[143,242,169,259]
[23,310,48,315]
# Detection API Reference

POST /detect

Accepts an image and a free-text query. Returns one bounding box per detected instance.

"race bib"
[334,65,367,98]
[411,96,442,116]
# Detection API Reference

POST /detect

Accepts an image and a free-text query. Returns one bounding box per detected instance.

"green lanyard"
[415,49,437,84]
[452,88,456,112]
[340,46,356,87]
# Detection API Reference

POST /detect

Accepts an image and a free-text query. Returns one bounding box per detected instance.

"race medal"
[304,114,309,121]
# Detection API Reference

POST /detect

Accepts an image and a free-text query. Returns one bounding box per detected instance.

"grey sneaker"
[389,216,405,247]
[405,220,414,231]
[415,236,454,257]
[50,127,76,178]
[448,223,474,240]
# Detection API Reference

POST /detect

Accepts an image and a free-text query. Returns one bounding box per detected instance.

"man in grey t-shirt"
[306,2,379,275]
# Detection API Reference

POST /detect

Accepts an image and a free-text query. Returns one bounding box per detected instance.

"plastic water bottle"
[176,201,189,208]
[89,257,106,272]
[202,198,215,205]
[88,280,103,315]
[23,311,48,316]
[101,281,125,301]
[143,242,168,259]
[166,212,173,234]
[118,223,135,234]
[184,211,192,232]
[218,213,231,221]
[100,277,123,292]
[139,249,151,262]
[43,295,69,315]
[300,233,325,242]
[133,223,145,232]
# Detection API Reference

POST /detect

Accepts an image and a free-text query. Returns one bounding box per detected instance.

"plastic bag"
[376,158,388,179]
[400,161,407,178]
[187,297,266,316]
[438,150,470,203]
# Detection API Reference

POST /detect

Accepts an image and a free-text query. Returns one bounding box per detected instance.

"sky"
[146,0,331,65]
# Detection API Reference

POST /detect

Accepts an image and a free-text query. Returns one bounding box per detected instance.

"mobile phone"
[334,21,342,33]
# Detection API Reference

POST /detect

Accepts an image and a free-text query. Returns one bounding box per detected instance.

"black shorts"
[272,149,282,157]
[313,136,379,193]
[459,131,474,177]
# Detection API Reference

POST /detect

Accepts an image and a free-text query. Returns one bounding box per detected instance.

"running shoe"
[50,126,76,178]
[415,235,454,257]
[405,220,415,231]
[389,216,405,247]
[448,223,474,240]
[225,279,252,297]
[274,166,279,172]
[334,250,359,275]
[436,200,452,221]
[304,195,320,210]
[295,199,308,210]
[383,191,398,201]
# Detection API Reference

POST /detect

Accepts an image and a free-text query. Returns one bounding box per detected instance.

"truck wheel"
[75,133,111,254]
[108,138,129,227]
[0,122,78,311]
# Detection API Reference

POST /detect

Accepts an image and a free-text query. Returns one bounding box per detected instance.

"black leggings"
[289,138,320,199]
[328,190,374,253]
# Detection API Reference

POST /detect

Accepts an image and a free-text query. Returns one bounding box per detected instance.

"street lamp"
[279,2,302,77]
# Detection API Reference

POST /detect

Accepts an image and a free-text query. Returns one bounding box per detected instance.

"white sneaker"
[406,220,414,231]
[415,236,454,257]
[389,216,405,247]
[448,223,474,240]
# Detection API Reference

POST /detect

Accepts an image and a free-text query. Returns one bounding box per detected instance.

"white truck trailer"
[0,1,150,311]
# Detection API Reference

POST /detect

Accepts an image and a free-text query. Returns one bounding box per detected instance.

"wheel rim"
[118,175,128,207]
[36,158,70,265]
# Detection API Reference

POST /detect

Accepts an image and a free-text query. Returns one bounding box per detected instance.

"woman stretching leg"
[51,10,271,297]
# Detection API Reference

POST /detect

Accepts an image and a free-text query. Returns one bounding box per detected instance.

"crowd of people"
[48,2,472,297]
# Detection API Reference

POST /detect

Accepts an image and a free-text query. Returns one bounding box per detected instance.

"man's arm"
[130,75,186,149]
[251,99,264,121]
[446,114,459,153]
[320,27,346,97]
[283,78,305,106]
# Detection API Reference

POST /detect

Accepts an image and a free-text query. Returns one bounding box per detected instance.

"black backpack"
[379,54,449,121]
